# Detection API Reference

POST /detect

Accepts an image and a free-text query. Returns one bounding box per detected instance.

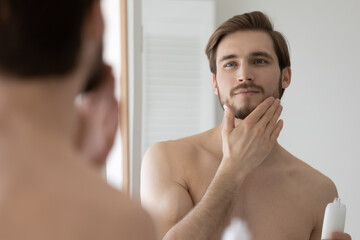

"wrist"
[217,157,248,186]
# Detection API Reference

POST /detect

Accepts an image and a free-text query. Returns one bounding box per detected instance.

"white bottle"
[222,218,251,240]
[321,198,346,239]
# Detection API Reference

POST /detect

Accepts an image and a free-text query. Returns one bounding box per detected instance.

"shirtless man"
[141,11,351,240]
[0,0,156,239]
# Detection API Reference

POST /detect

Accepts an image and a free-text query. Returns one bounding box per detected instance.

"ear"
[212,74,219,95]
[281,67,291,89]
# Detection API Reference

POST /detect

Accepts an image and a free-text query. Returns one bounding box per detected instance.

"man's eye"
[224,62,236,68]
[255,59,266,64]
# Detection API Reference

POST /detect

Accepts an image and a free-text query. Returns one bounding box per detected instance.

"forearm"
[163,168,245,240]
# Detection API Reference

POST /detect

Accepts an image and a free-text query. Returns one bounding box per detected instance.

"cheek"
[216,72,234,89]
[216,80,231,95]
[262,70,281,91]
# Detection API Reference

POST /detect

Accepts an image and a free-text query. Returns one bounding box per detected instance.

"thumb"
[222,103,235,138]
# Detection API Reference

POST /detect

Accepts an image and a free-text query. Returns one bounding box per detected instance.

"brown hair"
[205,11,291,75]
[0,0,95,78]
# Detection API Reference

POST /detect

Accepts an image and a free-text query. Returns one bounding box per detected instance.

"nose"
[237,62,254,82]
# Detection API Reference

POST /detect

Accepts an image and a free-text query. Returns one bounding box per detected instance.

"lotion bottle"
[321,198,346,239]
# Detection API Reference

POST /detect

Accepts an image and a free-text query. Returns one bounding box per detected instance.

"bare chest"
[187,163,315,240]
[232,184,314,240]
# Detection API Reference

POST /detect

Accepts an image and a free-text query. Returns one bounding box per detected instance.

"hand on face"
[220,97,283,179]
[323,231,352,240]
[75,64,118,168]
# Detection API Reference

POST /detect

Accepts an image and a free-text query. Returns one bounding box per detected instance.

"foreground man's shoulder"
[78,183,156,239]
[111,193,157,239]
[60,163,157,240]
[0,175,156,240]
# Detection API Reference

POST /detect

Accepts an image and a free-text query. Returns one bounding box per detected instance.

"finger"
[221,103,235,138]
[85,64,114,98]
[85,65,116,107]
[269,119,283,143]
[258,98,281,127]
[245,97,275,124]
[330,232,352,240]
[103,64,115,92]
[75,94,91,114]
[264,104,283,137]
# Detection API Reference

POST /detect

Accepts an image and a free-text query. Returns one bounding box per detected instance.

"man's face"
[213,30,290,119]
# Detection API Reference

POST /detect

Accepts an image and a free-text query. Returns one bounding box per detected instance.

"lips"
[230,83,265,97]
[233,89,260,95]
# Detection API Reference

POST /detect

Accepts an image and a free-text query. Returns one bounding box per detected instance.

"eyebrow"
[218,54,238,63]
[218,51,274,63]
[250,51,274,60]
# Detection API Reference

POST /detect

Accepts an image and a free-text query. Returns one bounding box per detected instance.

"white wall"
[216,0,360,238]
[101,0,122,190]
[141,0,216,157]
[132,0,216,198]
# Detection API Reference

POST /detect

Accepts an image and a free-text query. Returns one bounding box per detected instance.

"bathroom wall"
[216,0,360,238]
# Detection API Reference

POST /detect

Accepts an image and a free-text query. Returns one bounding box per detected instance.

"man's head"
[205,11,291,119]
[0,0,103,92]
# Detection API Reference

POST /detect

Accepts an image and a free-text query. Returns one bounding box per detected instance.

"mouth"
[233,88,261,96]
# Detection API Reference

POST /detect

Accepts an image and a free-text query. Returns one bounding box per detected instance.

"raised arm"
[141,142,195,238]
[141,97,283,239]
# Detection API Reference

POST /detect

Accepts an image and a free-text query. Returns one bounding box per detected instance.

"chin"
[234,108,254,119]
[231,100,260,119]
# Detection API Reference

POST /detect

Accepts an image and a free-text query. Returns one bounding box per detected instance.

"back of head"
[205,11,291,75]
[0,0,95,78]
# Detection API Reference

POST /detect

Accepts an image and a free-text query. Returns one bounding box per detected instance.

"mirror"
[138,0,359,238]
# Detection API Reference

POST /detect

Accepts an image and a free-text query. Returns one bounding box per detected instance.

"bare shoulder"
[278,151,339,239]
[144,136,201,161]
[289,156,337,200]
[68,179,157,240]
[109,192,157,240]
[141,136,206,237]
[284,153,338,219]
[70,159,157,240]
[74,180,157,240]
[142,135,203,177]
[0,167,156,240]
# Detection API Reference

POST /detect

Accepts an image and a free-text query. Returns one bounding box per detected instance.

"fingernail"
[223,104,229,112]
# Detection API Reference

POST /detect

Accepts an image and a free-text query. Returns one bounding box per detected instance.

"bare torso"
[187,142,316,240]
[142,125,337,240]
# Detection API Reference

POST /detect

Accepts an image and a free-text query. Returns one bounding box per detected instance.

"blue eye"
[225,62,236,68]
[255,59,266,64]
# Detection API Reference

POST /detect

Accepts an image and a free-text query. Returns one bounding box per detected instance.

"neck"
[0,75,81,157]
